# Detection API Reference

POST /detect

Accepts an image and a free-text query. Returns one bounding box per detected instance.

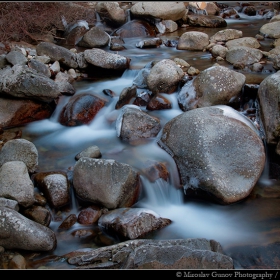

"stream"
[19,8,280,269]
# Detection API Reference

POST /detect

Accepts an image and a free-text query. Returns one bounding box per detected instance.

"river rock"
[0,129,21,150]
[158,105,265,204]
[0,207,56,251]
[130,2,186,21]
[226,46,263,65]
[95,2,126,26]
[98,207,171,240]
[65,26,88,46]
[0,96,55,129]
[7,254,27,269]
[177,31,209,50]
[58,214,77,230]
[33,171,70,209]
[75,145,102,160]
[77,205,102,225]
[136,38,162,49]
[258,70,280,147]
[75,52,88,69]
[111,19,157,38]
[28,59,51,77]
[270,14,280,23]
[5,50,27,66]
[73,157,141,209]
[67,238,234,269]
[147,59,184,94]
[270,53,280,70]
[178,65,246,111]
[115,85,137,109]
[59,93,107,126]
[0,138,38,173]
[0,65,61,103]
[146,94,172,111]
[209,29,243,43]
[116,105,161,143]
[209,44,228,58]
[0,161,35,208]
[158,20,178,33]
[84,48,130,70]
[36,42,78,68]
[195,2,220,15]
[225,37,261,49]
[132,61,153,89]
[22,205,52,227]
[186,14,227,28]
[78,26,110,48]
[259,21,280,39]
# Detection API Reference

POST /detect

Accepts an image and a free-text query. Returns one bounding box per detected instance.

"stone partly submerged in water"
[158,105,266,204]
[0,207,57,251]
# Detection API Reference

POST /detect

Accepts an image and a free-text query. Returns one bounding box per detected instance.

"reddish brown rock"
[142,160,170,182]
[59,93,107,126]
[111,20,157,38]
[0,97,55,129]
[0,128,22,150]
[146,95,172,111]
[71,229,98,239]
[77,206,102,225]
[23,205,51,227]
[115,85,137,109]
[58,214,77,230]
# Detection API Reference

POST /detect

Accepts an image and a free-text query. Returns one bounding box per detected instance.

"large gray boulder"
[0,65,61,103]
[116,105,161,143]
[177,31,209,50]
[225,37,261,49]
[36,42,78,68]
[147,59,184,94]
[178,65,246,111]
[0,207,56,251]
[226,46,263,65]
[130,2,186,21]
[259,21,280,39]
[258,70,280,146]
[78,26,110,48]
[72,158,141,209]
[84,48,130,70]
[0,161,35,208]
[158,105,265,204]
[5,50,27,66]
[95,2,126,26]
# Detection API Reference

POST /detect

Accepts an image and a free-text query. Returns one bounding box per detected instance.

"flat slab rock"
[67,238,234,269]
[98,207,171,239]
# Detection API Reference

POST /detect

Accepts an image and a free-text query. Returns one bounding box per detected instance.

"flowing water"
[19,9,280,268]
